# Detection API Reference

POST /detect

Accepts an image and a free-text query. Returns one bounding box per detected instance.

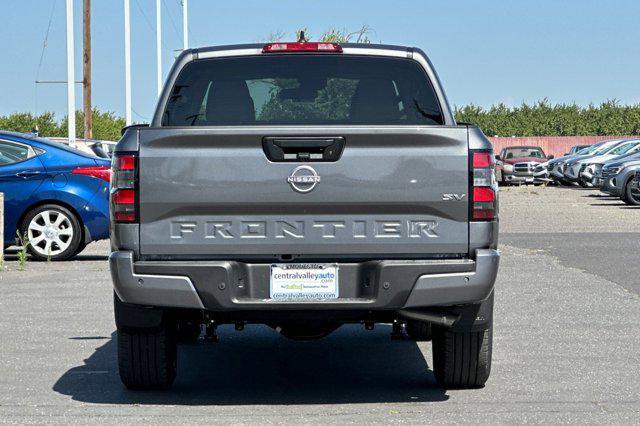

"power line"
[133,0,172,53]
[162,0,181,40]
[132,107,150,121]
[35,0,58,119]
[36,0,57,80]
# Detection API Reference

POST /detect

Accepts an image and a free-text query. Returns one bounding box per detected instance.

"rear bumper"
[110,249,499,312]
[81,185,110,241]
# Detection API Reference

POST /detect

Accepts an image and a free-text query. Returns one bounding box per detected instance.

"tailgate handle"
[262,136,345,162]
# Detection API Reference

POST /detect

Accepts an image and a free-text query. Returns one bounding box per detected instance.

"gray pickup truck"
[110,41,500,390]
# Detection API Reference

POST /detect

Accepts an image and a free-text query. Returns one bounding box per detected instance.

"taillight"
[111,153,138,223]
[262,42,343,53]
[72,165,111,182]
[471,151,497,221]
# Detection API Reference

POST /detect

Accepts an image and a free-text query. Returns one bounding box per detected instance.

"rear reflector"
[472,209,495,220]
[72,165,111,182]
[112,189,136,222]
[471,150,497,221]
[114,211,136,222]
[262,42,343,53]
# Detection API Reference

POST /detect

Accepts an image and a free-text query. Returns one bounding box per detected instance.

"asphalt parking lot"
[1,185,639,424]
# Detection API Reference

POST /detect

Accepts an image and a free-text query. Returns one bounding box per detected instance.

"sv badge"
[442,193,466,201]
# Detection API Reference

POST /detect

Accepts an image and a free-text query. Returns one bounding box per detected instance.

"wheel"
[406,320,432,341]
[499,171,508,186]
[623,178,640,206]
[117,325,177,390]
[21,204,82,261]
[176,320,201,343]
[432,321,492,389]
[578,178,591,188]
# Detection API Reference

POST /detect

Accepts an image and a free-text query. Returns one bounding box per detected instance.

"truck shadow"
[53,325,449,405]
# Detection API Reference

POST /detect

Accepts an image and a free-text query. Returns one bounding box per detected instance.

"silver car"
[549,140,615,183]
[580,140,640,185]
[562,139,636,186]
[599,158,640,204]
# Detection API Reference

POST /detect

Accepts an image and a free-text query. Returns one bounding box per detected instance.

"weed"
[16,230,30,271]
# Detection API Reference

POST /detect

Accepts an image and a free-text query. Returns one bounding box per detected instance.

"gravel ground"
[0,185,638,424]
[499,185,639,233]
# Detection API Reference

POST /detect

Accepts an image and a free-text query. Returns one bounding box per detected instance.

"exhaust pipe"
[397,309,459,328]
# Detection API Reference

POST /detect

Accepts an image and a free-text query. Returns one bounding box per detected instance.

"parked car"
[561,139,631,186]
[495,146,552,185]
[564,144,591,156]
[0,131,110,260]
[89,140,117,158]
[579,140,640,186]
[110,41,499,390]
[593,150,640,188]
[598,156,640,205]
[547,143,602,185]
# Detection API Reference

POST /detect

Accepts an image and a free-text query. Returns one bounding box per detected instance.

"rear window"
[162,55,444,126]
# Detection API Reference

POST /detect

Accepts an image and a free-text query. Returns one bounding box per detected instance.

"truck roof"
[188,42,416,57]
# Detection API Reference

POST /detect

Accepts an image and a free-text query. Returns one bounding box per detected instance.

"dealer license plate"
[270,263,339,300]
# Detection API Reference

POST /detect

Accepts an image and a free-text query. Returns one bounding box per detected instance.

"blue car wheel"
[20,204,83,261]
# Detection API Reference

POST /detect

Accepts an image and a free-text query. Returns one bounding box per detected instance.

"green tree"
[0,108,125,140]
[0,112,63,136]
[454,101,640,136]
[60,109,126,141]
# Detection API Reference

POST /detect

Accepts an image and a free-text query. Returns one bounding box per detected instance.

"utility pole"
[156,0,162,96]
[83,0,92,140]
[182,0,188,50]
[65,0,76,147]
[124,0,132,125]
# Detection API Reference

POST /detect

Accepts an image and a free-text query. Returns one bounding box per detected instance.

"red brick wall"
[488,136,639,158]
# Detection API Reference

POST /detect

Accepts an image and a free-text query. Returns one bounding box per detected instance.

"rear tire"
[432,321,492,389]
[117,325,177,390]
[406,320,432,341]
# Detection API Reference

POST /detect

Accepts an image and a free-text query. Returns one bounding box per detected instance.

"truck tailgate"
[138,127,469,258]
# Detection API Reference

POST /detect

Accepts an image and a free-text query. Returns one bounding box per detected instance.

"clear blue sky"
[1,0,640,121]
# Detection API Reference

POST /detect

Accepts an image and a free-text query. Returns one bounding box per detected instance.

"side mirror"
[495,155,501,161]
[548,155,554,160]
[564,152,569,156]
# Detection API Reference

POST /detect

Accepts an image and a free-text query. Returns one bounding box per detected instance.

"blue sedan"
[0,131,110,260]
